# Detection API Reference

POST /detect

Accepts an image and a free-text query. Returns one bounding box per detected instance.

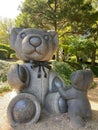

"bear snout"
[29,36,41,47]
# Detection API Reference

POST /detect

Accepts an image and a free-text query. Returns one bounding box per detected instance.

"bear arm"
[7,64,30,91]
[58,88,79,100]
[48,70,66,92]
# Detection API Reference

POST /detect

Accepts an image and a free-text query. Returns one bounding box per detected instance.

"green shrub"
[68,56,77,62]
[0,60,10,82]
[10,53,17,59]
[0,83,12,93]
[0,49,9,59]
[90,66,98,77]
[0,43,9,49]
[0,60,13,93]
[52,61,73,84]
[65,61,82,70]
[0,43,15,58]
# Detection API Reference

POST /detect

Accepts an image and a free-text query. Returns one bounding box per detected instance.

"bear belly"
[25,64,49,106]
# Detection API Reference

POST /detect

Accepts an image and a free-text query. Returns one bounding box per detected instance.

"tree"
[15,0,98,64]
[86,13,98,65]
[15,0,69,60]
[59,0,98,65]
[0,18,14,44]
[15,0,67,31]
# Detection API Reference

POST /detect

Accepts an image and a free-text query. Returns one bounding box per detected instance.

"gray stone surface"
[45,92,67,114]
[7,28,66,129]
[56,69,93,129]
[7,93,41,127]
[13,98,36,123]
[10,28,58,61]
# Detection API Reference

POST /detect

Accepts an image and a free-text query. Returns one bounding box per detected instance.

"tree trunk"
[54,0,59,61]
[91,48,96,66]
[76,55,80,62]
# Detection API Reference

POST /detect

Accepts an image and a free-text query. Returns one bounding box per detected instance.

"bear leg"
[7,93,41,128]
[70,115,85,129]
[45,92,68,114]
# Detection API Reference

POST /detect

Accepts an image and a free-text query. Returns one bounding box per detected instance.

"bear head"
[10,28,58,61]
[70,69,93,91]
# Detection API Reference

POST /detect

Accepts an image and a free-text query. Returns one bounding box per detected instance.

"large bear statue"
[7,28,67,128]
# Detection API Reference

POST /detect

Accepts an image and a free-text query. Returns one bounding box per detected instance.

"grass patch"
[0,60,11,82]
[0,60,13,93]
[0,82,12,93]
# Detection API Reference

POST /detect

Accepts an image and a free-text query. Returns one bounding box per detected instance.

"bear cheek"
[37,42,49,55]
[14,42,22,55]
[14,38,22,48]
[22,41,35,54]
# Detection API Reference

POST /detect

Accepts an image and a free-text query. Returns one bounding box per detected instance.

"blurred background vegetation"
[0,0,98,93]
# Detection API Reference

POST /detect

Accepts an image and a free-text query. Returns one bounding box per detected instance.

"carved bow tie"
[31,61,52,78]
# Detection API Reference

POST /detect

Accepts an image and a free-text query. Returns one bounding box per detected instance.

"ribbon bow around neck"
[31,61,52,78]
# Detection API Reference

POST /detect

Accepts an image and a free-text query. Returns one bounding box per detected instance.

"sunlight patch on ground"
[90,100,98,111]
[9,90,17,100]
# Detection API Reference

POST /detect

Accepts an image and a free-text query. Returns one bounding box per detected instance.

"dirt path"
[0,79,98,130]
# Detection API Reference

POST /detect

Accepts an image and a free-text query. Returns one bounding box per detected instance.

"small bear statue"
[7,28,67,129]
[54,69,93,129]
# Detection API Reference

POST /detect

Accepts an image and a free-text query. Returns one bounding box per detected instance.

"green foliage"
[90,65,98,77]
[0,83,12,93]
[52,61,73,84]
[60,34,98,65]
[10,53,17,59]
[65,61,82,70]
[0,60,10,82]
[15,0,98,63]
[0,44,15,59]
[15,0,68,31]
[0,49,8,59]
[68,56,77,62]
[0,18,14,44]
[0,43,10,50]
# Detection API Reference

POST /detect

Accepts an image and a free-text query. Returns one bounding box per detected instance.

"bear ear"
[48,31,58,49]
[10,28,23,49]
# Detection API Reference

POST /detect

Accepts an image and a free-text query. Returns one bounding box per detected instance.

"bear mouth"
[24,51,46,61]
[22,42,48,56]
[23,48,44,55]
[32,49,43,55]
[22,46,44,55]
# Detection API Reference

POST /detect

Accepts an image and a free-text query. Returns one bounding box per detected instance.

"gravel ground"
[0,78,98,130]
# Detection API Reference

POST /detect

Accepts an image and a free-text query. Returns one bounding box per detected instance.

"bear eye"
[44,35,49,41]
[20,33,26,39]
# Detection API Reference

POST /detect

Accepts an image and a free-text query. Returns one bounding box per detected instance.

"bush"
[65,61,82,70]
[0,43,15,58]
[0,49,9,59]
[0,83,12,93]
[0,60,10,82]
[0,60,13,93]
[52,61,73,84]
[10,53,17,59]
[68,56,77,62]
[90,66,98,77]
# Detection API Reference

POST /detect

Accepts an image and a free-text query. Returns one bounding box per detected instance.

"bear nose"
[29,37,41,47]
